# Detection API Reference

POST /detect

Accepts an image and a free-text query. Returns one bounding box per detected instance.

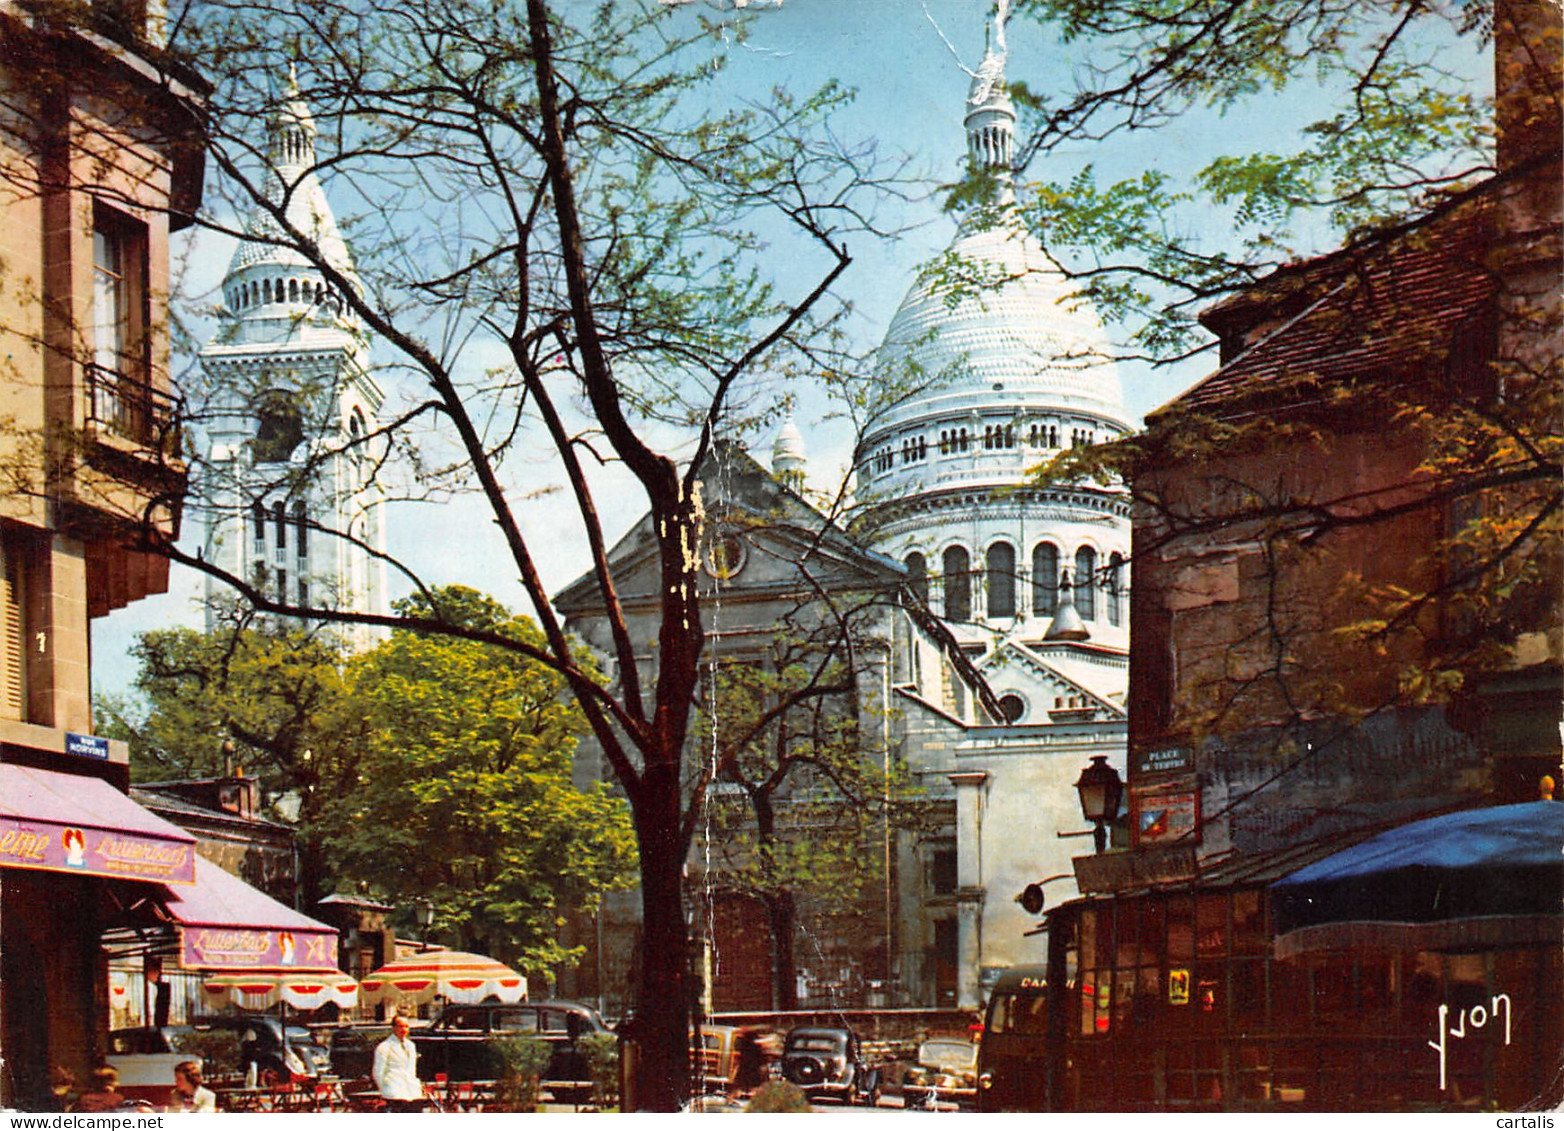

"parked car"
[778,1026,879,1106]
[411,1001,608,1092]
[189,1016,331,1083]
[106,1025,241,1105]
[696,1024,740,1091]
[899,1038,978,1110]
[311,1022,397,1080]
[106,1017,329,1095]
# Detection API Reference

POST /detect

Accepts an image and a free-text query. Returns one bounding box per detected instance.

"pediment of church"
[975,640,1126,723]
[554,441,904,619]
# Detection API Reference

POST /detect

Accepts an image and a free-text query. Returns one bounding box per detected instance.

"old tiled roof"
[1160,206,1497,421]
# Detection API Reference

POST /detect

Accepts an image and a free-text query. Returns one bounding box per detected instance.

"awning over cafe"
[164,856,339,969]
[0,763,196,885]
[1271,801,1564,958]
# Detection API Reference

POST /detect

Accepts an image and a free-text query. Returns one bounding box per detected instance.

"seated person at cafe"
[73,1067,125,1112]
[168,1061,217,1113]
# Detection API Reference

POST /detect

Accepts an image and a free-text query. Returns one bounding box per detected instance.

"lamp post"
[1074,755,1124,855]
[413,899,434,952]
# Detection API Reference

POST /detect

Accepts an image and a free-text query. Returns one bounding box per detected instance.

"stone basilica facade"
[200,74,389,649]
[850,38,1130,1009]
[559,31,1129,1014]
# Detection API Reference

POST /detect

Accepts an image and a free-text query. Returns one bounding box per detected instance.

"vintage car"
[778,1026,879,1105]
[411,1000,608,1094]
[695,1024,740,1091]
[106,1017,330,1098]
[899,1038,979,1110]
[311,1021,398,1080]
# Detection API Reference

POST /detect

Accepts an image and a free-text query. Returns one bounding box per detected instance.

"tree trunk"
[752,791,798,1011]
[631,803,691,1111]
[766,890,798,1012]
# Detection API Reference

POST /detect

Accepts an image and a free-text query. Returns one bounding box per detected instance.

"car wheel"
[786,1058,824,1086]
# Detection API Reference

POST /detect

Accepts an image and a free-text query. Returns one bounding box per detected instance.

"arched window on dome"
[1004,423,1014,448]
[1107,552,1125,627]
[288,279,299,303]
[1032,542,1059,617]
[1049,424,1059,448]
[905,551,928,606]
[939,431,949,455]
[918,436,927,460]
[942,545,971,622]
[293,500,309,562]
[958,428,969,453]
[262,278,272,303]
[987,541,1016,619]
[1074,546,1097,620]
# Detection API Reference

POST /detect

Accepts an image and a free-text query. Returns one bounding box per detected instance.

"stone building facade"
[0,0,207,1105]
[853,28,1130,1009]
[1037,1,1562,1110]
[556,18,1132,1014]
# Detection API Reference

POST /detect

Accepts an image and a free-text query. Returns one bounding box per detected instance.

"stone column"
[949,770,987,1009]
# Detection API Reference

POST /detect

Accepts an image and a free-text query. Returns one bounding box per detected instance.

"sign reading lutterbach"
[0,817,195,883]
[181,926,337,969]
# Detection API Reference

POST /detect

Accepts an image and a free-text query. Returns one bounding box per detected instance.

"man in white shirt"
[373,1015,425,1112]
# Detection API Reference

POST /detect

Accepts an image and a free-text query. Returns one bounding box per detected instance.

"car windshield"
[920,1041,976,1069]
[170,1030,244,1073]
[988,990,1047,1034]
[790,1036,844,1053]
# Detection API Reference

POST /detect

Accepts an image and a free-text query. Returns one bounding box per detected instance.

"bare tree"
[50,0,903,1108]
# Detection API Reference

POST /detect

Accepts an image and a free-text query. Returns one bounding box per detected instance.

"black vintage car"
[411,1001,608,1091]
[779,1026,879,1106]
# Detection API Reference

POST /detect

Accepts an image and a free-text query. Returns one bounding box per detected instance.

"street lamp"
[1074,755,1124,855]
[413,899,434,952]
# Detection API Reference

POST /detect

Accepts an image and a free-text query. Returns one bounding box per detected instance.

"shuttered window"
[0,539,25,721]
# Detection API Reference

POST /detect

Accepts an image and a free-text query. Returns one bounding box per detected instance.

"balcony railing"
[85,364,183,461]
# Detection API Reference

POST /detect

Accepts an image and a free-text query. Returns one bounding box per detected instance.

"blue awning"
[1271,801,1564,957]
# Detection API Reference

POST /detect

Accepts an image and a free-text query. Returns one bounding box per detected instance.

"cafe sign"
[0,816,194,884]
[1131,787,1200,848]
[182,926,337,969]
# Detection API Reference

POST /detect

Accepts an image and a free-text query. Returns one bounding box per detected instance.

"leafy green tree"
[98,589,636,972]
[319,588,635,972]
[1007,1,1559,758]
[997,0,1503,364]
[96,619,364,902]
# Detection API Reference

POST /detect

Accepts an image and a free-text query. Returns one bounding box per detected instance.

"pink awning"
[166,856,339,969]
[0,764,196,885]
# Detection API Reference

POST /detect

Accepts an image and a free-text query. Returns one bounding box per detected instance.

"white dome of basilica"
[855,26,1131,652]
[873,217,1131,436]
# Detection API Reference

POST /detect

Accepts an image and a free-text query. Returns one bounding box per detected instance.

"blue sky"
[91,0,1489,699]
